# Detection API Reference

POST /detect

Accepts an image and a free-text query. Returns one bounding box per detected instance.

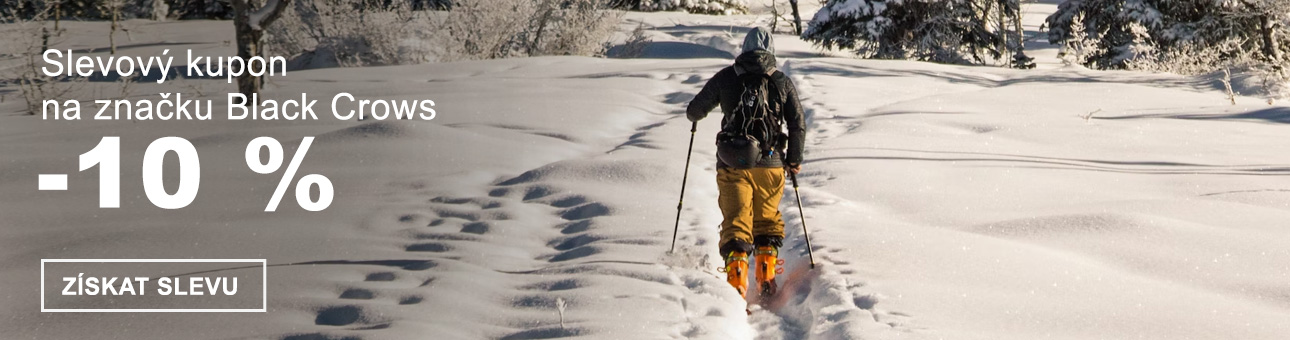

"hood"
[735,27,777,75]
[741,27,775,55]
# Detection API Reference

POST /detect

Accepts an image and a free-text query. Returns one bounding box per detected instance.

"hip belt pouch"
[716,131,762,169]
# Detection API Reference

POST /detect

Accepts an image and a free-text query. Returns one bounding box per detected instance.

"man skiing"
[686,27,806,300]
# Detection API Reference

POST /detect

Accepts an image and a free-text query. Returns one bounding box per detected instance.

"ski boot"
[754,245,783,299]
[721,250,749,299]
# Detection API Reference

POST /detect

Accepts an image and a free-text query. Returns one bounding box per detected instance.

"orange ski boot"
[722,251,749,299]
[754,245,782,299]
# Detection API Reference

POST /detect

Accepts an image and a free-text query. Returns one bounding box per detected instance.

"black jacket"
[687,51,806,168]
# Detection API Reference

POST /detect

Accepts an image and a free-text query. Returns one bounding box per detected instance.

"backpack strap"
[767,71,788,106]
[763,71,789,150]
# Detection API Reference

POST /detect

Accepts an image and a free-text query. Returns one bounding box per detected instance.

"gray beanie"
[741,27,775,54]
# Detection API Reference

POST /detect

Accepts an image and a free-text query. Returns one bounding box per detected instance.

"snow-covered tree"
[170,0,234,19]
[1046,0,1290,70]
[230,0,291,95]
[803,0,1029,66]
[149,0,167,19]
[1046,0,1290,99]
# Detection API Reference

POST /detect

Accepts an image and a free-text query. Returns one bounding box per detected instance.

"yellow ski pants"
[717,167,786,249]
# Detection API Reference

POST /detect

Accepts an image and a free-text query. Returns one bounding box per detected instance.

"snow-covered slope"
[3,2,1290,339]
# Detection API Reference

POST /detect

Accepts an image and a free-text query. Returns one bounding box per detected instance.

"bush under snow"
[433,0,621,61]
[625,0,747,15]
[266,0,431,69]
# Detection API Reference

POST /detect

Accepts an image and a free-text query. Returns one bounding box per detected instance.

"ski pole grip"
[689,121,697,133]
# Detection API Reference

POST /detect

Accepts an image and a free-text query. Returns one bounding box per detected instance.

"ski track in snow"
[268,58,910,340]
[264,65,768,340]
[738,59,919,340]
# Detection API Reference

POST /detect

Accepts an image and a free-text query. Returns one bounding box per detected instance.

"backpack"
[716,72,787,169]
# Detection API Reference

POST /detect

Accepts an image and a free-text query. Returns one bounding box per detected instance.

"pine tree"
[803,0,1029,66]
[169,0,235,19]
[1045,0,1290,70]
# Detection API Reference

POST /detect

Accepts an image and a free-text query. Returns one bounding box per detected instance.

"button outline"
[41,259,267,312]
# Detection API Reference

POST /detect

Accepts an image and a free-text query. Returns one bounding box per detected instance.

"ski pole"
[789,171,816,269]
[670,121,698,253]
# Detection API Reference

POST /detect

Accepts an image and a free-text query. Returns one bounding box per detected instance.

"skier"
[686,27,806,300]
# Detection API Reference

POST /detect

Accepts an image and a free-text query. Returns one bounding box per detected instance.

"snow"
[3,1,1290,339]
